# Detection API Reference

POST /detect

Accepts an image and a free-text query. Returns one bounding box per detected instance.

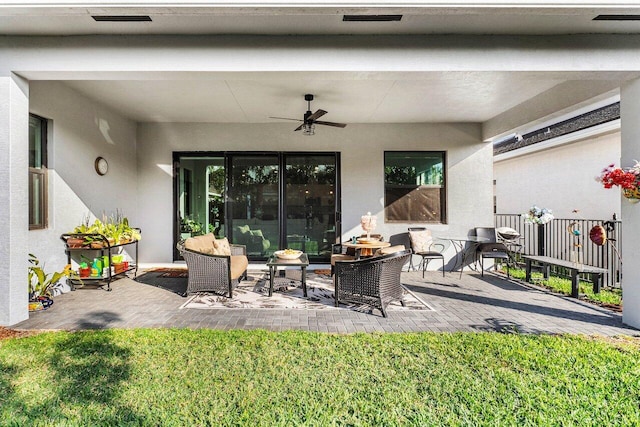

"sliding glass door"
[228,155,279,257]
[174,152,339,262]
[284,154,337,258]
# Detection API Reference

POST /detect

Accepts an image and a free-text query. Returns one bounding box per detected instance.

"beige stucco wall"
[137,122,494,263]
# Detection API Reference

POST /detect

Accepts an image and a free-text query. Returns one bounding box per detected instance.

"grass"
[1,329,639,426]
[499,265,623,307]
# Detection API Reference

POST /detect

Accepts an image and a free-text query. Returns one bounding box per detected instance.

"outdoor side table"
[435,236,488,278]
[343,241,391,258]
[266,253,309,297]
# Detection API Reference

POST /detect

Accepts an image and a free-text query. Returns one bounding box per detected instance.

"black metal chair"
[408,227,445,278]
[474,227,510,278]
[334,249,411,317]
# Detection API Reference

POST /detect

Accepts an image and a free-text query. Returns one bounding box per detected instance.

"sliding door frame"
[173,151,341,262]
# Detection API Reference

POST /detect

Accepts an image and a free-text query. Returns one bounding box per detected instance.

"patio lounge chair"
[177,235,248,297]
[334,249,411,317]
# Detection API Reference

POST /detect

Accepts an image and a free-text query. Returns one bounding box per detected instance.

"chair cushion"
[409,230,433,252]
[375,245,406,256]
[230,255,249,280]
[477,242,509,253]
[415,251,444,257]
[331,254,356,265]
[213,237,232,256]
[184,233,216,255]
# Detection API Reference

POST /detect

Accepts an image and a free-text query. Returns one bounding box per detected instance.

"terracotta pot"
[90,241,104,249]
[66,238,85,248]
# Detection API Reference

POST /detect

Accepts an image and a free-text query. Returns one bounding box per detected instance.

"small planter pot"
[66,238,85,248]
[28,296,54,312]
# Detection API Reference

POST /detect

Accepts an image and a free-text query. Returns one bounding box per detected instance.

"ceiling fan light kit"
[303,123,315,136]
[269,94,347,136]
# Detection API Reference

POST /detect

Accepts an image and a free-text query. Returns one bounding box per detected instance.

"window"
[29,114,48,229]
[384,151,446,223]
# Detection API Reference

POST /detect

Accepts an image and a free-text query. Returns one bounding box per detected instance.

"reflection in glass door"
[284,155,337,259]
[228,155,279,257]
[177,156,225,241]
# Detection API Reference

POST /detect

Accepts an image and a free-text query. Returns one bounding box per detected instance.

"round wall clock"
[94,156,109,176]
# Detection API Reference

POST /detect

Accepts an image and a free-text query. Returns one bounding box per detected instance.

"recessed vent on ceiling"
[342,15,402,22]
[593,15,640,21]
[92,15,152,22]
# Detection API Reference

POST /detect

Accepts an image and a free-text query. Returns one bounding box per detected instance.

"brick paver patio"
[14,270,638,336]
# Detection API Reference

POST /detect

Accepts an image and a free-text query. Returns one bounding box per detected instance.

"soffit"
[3,6,640,36]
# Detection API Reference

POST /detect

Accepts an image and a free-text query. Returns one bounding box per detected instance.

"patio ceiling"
[61,73,569,124]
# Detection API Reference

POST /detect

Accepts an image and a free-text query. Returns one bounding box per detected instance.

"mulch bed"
[0,327,37,341]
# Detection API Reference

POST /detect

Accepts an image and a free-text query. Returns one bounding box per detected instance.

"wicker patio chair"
[176,240,248,297]
[334,249,411,317]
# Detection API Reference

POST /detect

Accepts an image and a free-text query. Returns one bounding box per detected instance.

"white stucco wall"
[621,79,640,329]
[137,122,493,263]
[28,81,138,274]
[0,74,29,325]
[494,131,621,220]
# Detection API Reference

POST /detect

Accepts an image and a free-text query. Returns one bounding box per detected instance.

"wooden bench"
[522,255,608,298]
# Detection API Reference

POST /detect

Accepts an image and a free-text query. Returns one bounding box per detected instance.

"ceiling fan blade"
[269,116,304,122]
[307,109,327,122]
[293,124,304,131]
[314,120,347,128]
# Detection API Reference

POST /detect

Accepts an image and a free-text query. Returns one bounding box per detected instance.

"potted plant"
[69,212,141,247]
[180,216,204,239]
[28,254,79,311]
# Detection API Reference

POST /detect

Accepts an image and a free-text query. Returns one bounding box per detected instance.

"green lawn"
[499,265,623,307]
[1,329,639,426]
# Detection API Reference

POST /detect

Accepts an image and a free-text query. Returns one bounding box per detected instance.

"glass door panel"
[284,155,337,260]
[177,156,225,241]
[228,155,279,257]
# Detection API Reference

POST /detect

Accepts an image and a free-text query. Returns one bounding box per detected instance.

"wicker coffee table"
[266,253,309,297]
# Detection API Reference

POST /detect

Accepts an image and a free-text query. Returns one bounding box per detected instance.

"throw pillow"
[374,245,406,257]
[213,237,232,256]
[236,225,250,235]
[249,229,264,238]
[409,230,433,253]
[185,233,216,255]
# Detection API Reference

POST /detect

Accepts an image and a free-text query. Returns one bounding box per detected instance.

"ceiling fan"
[269,94,347,135]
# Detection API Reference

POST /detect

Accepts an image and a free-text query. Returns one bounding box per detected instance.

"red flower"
[598,163,640,190]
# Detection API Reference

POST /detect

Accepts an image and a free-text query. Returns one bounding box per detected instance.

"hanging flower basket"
[597,161,640,203]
